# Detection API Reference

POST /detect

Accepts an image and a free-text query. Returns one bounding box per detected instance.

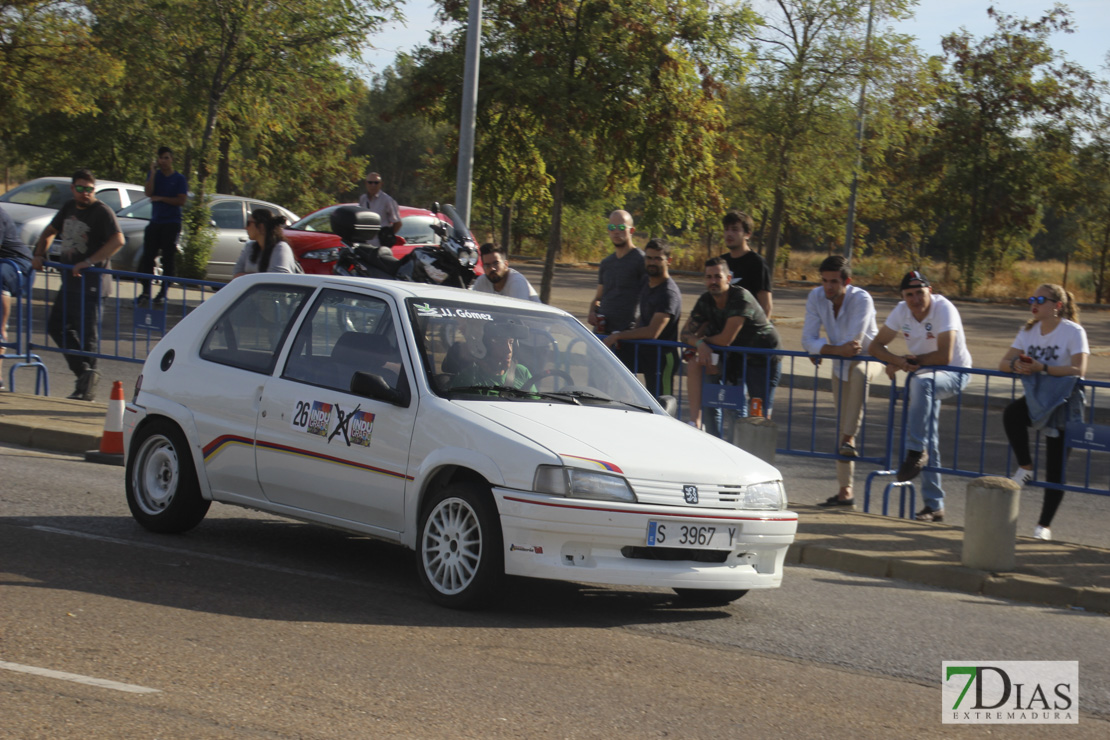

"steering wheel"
[533,368,575,392]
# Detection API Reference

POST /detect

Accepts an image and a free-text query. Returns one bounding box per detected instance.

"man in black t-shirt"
[719,210,772,318]
[31,169,124,401]
[603,239,682,398]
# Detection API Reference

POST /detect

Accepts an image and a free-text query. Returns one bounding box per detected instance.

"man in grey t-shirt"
[588,209,645,370]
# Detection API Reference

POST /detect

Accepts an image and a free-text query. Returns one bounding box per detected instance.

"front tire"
[672,588,748,607]
[126,419,209,533]
[416,482,504,609]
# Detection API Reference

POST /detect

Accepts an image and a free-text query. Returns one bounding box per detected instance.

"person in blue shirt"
[1,208,33,391]
[136,146,188,306]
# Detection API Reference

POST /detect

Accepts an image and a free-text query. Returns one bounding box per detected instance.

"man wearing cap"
[868,271,972,522]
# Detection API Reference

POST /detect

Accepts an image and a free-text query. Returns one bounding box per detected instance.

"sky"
[359,1,1109,79]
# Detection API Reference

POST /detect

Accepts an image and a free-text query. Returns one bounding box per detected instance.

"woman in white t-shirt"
[998,283,1089,541]
[233,208,299,277]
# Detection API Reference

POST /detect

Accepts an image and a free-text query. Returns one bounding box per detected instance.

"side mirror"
[658,395,679,418]
[350,370,410,407]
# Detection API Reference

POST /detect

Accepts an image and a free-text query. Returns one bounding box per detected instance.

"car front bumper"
[496,489,797,591]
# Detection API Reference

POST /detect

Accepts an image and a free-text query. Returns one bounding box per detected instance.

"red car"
[286,203,482,277]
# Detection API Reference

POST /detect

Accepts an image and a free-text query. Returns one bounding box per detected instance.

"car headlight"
[302,247,339,262]
[534,465,637,503]
[739,480,786,510]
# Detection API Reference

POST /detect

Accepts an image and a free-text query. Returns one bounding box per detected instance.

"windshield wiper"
[545,390,652,412]
[446,385,580,404]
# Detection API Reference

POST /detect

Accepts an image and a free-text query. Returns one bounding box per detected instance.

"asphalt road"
[2,444,1109,738]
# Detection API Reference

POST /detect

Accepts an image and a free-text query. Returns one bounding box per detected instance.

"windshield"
[0,180,70,209]
[408,298,657,411]
[117,197,154,220]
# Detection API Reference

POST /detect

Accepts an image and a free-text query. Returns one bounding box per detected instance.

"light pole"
[454,0,483,228]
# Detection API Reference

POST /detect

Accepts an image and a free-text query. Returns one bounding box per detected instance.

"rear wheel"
[416,482,504,609]
[125,419,209,533]
[672,588,748,607]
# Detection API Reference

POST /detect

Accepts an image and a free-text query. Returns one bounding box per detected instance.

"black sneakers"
[68,368,101,401]
[915,506,944,522]
[818,495,855,508]
[896,450,928,482]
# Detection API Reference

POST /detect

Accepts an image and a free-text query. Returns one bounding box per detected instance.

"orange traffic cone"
[85,380,126,465]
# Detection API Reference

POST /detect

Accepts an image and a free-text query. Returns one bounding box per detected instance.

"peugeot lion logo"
[683,485,699,504]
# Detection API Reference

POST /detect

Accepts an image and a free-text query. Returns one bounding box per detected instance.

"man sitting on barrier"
[681,256,781,434]
[1,208,34,391]
[868,271,972,522]
[803,255,880,509]
[30,169,124,402]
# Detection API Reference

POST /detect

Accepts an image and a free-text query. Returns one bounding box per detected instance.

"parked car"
[286,203,481,278]
[0,176,146,250]
[110,194,298,282]
[123,274,796,609]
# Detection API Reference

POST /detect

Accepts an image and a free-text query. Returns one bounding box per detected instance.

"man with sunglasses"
[30,169,124,401]
[868,271,972,522]
[588,209,645,370]
[357,171,401,247]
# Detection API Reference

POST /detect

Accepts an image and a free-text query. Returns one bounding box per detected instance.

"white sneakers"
[1033,525,1052,541]
[1010,467,1033,486]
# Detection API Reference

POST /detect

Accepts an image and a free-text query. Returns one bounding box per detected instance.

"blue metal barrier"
[0,258,49,394]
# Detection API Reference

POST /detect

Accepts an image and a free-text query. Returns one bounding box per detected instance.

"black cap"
[900,270,930,291]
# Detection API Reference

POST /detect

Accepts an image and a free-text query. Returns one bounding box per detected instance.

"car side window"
[211,200,244,229]
[200,285,312,374]
[97,189,122,212]
[284,289,406,395]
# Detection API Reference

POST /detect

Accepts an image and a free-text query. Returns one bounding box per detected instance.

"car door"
[191,282,314,503]
[254,288,417,533]
[206,199,248,280]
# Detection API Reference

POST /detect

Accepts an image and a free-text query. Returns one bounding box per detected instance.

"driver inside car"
[451,323,534,390]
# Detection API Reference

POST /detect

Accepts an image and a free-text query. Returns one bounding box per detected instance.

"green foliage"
[178,197,216,280]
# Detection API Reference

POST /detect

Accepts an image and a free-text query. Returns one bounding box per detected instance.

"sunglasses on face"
[73,185,95,193]
[607,224,629,231]
[366,180,381,184]
[1028,296,1051,304]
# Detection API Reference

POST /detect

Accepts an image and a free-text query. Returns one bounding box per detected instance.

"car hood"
[0,202,55,225]
[458,402,781,486]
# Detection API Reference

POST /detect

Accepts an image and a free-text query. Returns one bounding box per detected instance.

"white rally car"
[123,274,796,608]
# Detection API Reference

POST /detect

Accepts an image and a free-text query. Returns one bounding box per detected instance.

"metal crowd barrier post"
[0,257,49,394]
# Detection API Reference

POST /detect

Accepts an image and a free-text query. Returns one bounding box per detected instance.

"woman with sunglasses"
[998,284,1088,540]
[233,208,299,277]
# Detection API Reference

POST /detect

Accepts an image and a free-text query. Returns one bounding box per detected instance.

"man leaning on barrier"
[30,169,124,402]
[868,271,973,522]
[1,207,34,391]
[803,255,881,509]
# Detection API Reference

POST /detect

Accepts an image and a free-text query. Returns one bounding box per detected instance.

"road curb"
[0,421,100,455]
[789,542,1107,615]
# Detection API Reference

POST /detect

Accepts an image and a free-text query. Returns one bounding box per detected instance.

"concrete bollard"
[732,416,776,463]
[961,476,1021,571]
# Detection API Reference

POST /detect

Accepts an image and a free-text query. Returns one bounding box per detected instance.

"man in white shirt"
[470,243,540,301]
[357,171,402,247]
[868,271,973,522]
[803,256,880,508]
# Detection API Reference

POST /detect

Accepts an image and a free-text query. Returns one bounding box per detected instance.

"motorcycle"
[329,203,481,288]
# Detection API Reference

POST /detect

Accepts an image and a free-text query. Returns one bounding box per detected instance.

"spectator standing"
[1,208,34,391]
[588,209,645,371]
[681,257,781,432]
[471,243,539,301]
[233,209,299,276]
[135,146,188,306]
[720,210,772,318]
[603,239,682,399]
[802,255,881,508]
[30,169,124,401]
[998,284,1088,541]
[358,171,402,247]
[868,271,972,522]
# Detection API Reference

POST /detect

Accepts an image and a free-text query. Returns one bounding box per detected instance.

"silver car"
[0,176,146,250]
[111,194,298,282]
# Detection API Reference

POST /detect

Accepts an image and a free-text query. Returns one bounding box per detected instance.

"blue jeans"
[906,370,969,511]
[704,357,782,438]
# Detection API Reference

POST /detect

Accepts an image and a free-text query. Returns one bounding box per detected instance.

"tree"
[924,5,1095,293]
[412,0,754,302]
[741,0,918,278]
